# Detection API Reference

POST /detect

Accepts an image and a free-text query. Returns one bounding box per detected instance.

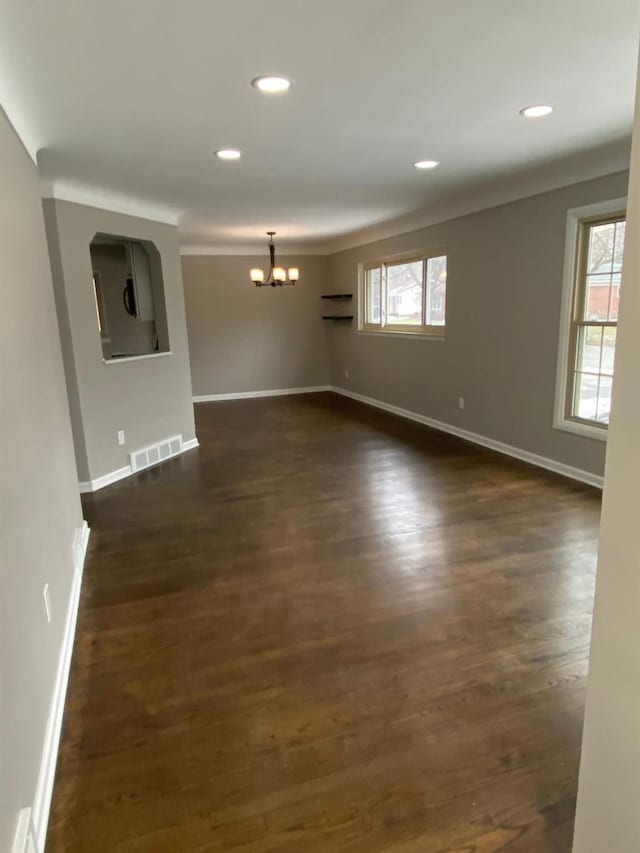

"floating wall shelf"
[322,315,354,321]
[321,294,353,300]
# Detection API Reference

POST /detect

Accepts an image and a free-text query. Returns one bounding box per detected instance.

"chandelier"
[250,232,299,287]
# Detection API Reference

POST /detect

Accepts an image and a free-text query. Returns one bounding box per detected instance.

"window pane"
[600,325,616,375]
[576,325,603,375]
[425,255,446,326]
[596,375,613,424]
[584,273,612,321]
[584,219,625,321]
[608,273,621,321]
[386,260,423,326]
[573,325,616,424]
[366,267,381,324]
[612,220,626,272]
[587,221,616,274]
[574,372,599,421]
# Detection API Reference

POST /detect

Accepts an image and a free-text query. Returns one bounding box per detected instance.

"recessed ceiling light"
[252,76,292,94]
[414,160,439,170]
[520,105,553,118]
[215,149,242,160]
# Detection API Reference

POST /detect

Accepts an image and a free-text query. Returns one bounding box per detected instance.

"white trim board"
[11,807,36,853]
[102,351,172,366]
[193,385,331,402]
[40,180,180,225]
[79,464,131,494]
[331,386,603,489]
[30,520,90,853]
[79,437,199,493]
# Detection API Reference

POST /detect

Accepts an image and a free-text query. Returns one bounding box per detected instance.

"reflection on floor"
[47,392,600,852]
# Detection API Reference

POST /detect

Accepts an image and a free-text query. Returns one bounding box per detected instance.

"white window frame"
[358,247,447,339]
[553,197,626,442]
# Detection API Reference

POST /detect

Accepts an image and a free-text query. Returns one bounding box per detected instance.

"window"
[555,200,626,440]
[362,250,447,336]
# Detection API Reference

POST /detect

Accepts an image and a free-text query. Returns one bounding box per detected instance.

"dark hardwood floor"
[46,392,601,852]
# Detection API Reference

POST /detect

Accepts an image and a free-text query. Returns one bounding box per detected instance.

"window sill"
[356,329,445,342]
[103,351,172,365]
[554,416,607,442]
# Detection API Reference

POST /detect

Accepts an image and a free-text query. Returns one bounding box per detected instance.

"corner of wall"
[41,200,91,483]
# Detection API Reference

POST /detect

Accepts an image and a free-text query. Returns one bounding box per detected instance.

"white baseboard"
[12,807,37,853]
[193,385,331,402]
[332,386,603,489]
[79,464,131,494]
[79,437,199,493]
[31,520,90,853]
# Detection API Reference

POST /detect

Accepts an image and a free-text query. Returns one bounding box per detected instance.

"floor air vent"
[130,435,183,473]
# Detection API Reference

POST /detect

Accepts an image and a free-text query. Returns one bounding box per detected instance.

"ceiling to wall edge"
[0,90,38,164]
[179,152,630,256]
[36,156,633,257]
[38,151,630,256]
[1,63,633,256]
[39,179,180,227]
[323,146,631,255]
[4,102,626,256]
[179,244,334,256]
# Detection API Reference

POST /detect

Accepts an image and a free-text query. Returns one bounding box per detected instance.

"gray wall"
[0,108,84,852]
[43,200,196,484]
[328,170,630,478]
[182,254,331,395]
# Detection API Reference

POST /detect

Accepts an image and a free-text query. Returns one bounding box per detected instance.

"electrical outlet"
[117,430,126,446]
[344,369,349,379]
[458,397,465,410]
[43,584,51,623]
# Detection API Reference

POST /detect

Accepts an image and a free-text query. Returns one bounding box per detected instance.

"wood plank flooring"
[46,392,601,852]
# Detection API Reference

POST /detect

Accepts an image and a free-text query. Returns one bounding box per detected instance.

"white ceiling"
[0,0,638,251]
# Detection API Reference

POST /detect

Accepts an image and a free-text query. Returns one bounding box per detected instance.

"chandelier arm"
[250,231,298,286]
[269,236,276,279]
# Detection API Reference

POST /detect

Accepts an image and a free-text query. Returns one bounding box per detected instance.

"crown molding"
[40,180,181,226]
[323,140,632,254]
[36,137,631,256]
[179,243,331,256]
[180,142,631,258]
